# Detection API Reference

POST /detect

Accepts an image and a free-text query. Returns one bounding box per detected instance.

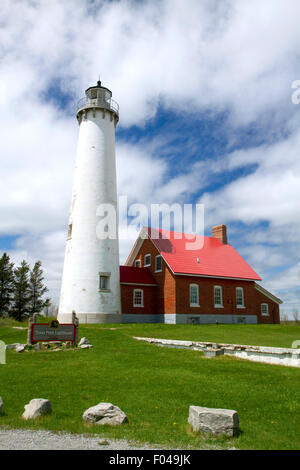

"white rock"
[0,397,3,413]
[6,343,21,350]
[78,337,91,346]
[83,402,128,426]
[80,344,93,349]
[15,345,26,353]
[22,399,52,420]
[188,406,239,437]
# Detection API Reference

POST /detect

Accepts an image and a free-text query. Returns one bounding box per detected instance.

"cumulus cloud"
[0,0,299,313]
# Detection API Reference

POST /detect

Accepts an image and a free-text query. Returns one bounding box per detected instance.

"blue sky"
[0,0,299,315]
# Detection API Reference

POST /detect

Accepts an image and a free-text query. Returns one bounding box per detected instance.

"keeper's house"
[120,225,282,324]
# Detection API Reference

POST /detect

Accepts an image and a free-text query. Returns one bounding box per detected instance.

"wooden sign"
[31,322,76,343]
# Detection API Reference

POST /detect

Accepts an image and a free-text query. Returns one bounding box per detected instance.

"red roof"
[146,227,261,281]
[120,265,157,285]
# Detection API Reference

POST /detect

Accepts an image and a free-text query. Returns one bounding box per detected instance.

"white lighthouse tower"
[58,80,121,324]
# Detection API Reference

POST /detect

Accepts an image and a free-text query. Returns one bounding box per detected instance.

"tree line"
[0,252,50,321]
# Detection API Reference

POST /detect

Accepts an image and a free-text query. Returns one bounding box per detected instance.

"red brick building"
[120,226,282,324]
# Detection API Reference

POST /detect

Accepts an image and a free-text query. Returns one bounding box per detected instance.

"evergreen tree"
[10,260,30,321]
[0,252,14,316]
[28,261,49,315]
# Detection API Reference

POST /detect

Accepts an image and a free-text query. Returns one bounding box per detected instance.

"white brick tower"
[58,81,121,324]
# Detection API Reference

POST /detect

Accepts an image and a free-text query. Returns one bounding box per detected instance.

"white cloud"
[0,0,299,313]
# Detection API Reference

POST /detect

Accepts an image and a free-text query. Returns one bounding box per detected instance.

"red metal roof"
[120,265,157,285]
[147,227,261,281]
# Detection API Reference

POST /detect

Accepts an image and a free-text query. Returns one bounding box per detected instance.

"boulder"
[15,344,26,353]
[188,406,239,437]
[83,402,128,426]
[0,397,3,413]
[78,337,91,347]
[22,399,52,420]
[80,344,93,349]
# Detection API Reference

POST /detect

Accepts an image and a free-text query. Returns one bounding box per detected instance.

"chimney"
[212,224,228,244]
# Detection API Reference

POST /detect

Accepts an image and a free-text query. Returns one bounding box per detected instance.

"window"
[67,223,72,239]
[99,273,110,291]
[144,254,151,267]
[190,284,199,307]
[155,255,162,272]
[135,259,141,267]
[261,303,269,316]
[236,287,245,308]
[133,289,144,307]
[214,286,223,307]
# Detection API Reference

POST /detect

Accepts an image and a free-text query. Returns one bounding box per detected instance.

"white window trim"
[135,259,141,267]
[133,289,144,307]
[144,254,151,267]
[261,303,269,316]
[236,287,245,308]
[155,255,162,272]
[214,285,223,308]
[190,284,200,307]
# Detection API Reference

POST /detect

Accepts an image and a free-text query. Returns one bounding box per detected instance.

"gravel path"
[0,428,162,450]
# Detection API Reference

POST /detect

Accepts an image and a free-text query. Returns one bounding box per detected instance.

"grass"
[1,320,300,449]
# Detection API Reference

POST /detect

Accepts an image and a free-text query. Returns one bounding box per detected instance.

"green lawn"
[1,321,300,450]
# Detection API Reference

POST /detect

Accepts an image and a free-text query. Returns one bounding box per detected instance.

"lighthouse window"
[99,273,110,291]
[67,223,72,239]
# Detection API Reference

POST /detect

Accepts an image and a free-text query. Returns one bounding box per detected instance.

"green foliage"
[28,261,49,315]
[0,253,14,317]
[0,256,49,322]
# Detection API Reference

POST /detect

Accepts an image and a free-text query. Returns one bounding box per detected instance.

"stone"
[83,402,128,426]
[78,337,91,347]
[80,344,93,349]
[188,406,239,437]
[6,343,21,350]
[0,397,3,413]
[22,399,52,420]
[15,345,26,353]
[33,343,42,350]
[203,348,224,358]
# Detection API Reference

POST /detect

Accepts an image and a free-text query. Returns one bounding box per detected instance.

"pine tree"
[0,253,14,316]
[10,260,30,321]
[28,261,49,315]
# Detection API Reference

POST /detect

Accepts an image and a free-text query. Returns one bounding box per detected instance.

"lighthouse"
[58,81,121,324]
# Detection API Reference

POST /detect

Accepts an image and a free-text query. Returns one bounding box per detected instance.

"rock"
[203,348,224,358]
[83,402,128,426]
[78,337,91,347]
[33,343,42,350]
[188,406,239,437]
[22,399,52,420]
[80,344,93,349]
[6,343,21,350]
[0,397,3,413]
[15,345,26,353]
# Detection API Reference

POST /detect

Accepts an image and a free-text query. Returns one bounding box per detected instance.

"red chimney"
[212,224,228,244]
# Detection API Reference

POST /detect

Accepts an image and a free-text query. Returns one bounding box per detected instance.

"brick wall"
[121,284,157,314]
